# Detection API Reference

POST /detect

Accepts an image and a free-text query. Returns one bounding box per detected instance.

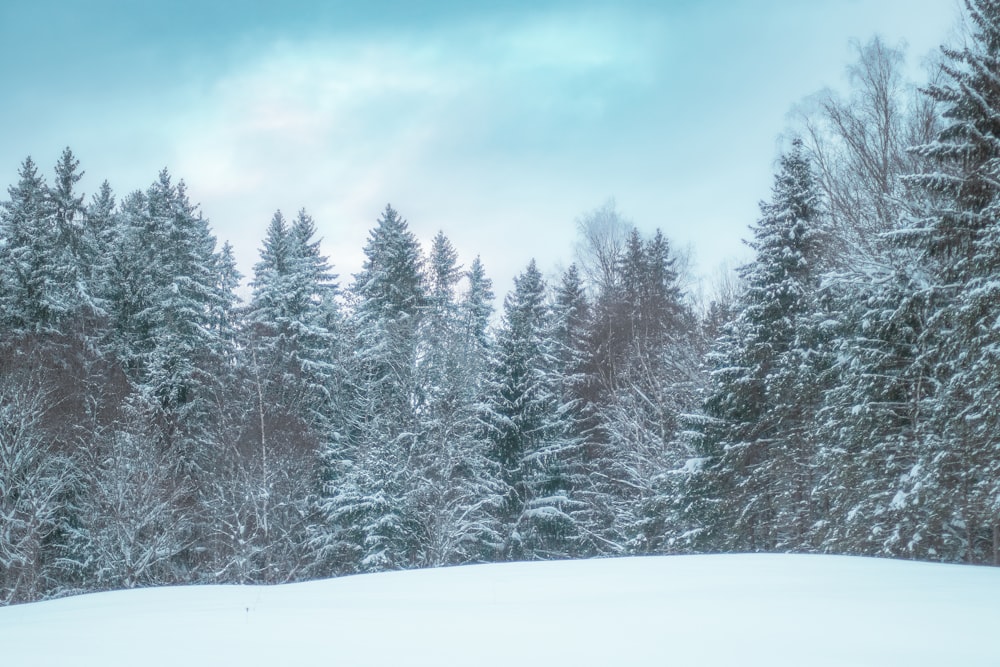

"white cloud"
[166,9,663,296]
[3,0,957,304]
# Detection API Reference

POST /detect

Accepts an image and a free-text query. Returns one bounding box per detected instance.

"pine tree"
[129,171,231,457]
[211,241,242,347]
[218,209,338,582]
[246,209,338,428]
[460,255,494,358]
[548,263,615,555]
[318,204,427,572]
[809,269,934,557]
[593,230,701,554]
[687,140,824,552]
[790,37,942,559]
[550,264,591,416]
[0,157,55,331]
[897,0,1000,563]
[402,233,504,566]
[81,180,118,318]
[0,152,96,334]
[480,260,586,559]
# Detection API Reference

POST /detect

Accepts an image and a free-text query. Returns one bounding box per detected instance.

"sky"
[0,0,963,301]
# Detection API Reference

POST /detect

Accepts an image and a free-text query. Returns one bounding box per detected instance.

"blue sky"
[0,0,962,299]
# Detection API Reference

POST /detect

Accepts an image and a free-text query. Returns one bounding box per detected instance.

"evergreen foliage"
[897,0,1000,562]
[688,140,825,551]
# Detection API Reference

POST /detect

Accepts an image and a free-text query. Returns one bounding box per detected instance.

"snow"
[2,554,999,666]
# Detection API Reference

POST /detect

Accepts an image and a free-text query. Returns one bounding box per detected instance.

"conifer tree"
[550,264,591,420]
[0,157,57,331]
[480,260,586,559]
[0,152,96,338]
[687,140,824,551]
[318,204,427,572]
[86,172,235,581]
[220,209,338,582]
[402,233,504,565]
[594,230,700,554]
[246,209,338,427]
[898,0,1000,563]
[793,37,942,558]
[81,180,118,317]
[460,255,495,357]
[418,232,463,417]
[809,270,934,556]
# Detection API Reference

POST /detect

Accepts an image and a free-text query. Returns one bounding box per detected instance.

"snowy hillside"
[1,554,998,666]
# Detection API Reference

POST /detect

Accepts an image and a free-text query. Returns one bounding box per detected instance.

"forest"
[4,3,1000,606]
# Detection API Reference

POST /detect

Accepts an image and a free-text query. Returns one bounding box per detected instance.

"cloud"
[1,0,961,304]
[165,8,664,294]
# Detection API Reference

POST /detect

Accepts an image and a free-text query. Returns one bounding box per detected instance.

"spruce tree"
[899,0,1000,562]
[403,233,504,566]
[0,157,56,332]
[224,209,338,582]
[687,140,824,551]
[246,209,338,427]
[319,204,427,572]
[460,255,495,356]
[481,260,586,559]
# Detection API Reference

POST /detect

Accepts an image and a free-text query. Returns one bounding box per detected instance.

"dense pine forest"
[5,2,1000,605]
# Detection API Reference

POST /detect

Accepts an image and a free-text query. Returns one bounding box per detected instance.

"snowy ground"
[1,554,998,666]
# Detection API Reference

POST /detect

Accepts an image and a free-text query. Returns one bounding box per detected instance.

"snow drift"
[1,554,998,666]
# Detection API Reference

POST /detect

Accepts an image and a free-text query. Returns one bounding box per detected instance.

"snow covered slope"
[1,554,998,666]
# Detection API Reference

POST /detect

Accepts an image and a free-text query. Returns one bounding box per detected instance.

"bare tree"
[76,415,194,591]
[574,199,631,296]
[793,37,941,268]
[0,374,76,604]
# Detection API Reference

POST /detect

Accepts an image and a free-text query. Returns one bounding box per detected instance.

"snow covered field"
[1,554,998,666]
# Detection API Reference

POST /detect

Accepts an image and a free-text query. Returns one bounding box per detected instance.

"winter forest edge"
[5,2,1000,606]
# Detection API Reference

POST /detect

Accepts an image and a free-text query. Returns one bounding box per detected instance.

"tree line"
[3,0,1000,606]
[0,151,705,603]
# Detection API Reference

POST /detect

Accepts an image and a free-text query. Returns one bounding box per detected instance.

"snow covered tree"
[201,422,319,584]
[0,157,59,332]
[418,232,464,421]
[72,417,194,591]
[318,204,427,572]
[808,269,935,557]
[103,171,235,460]
[787,36,944,559]
[0,149,94,335]
[686,140,825,552]
[219,208,338,582]
[80,180,118,318]
[796,38,939,267]
[245,209,338,429]
[480,260,588,559]
[546,263,622,555]
[211,241,242,346]
[893,0,1000,563]
[400,233,505,566]
[0,372,77,604]
[549,264,592,423]
[591,230,702,554]
[85,170,240,582]
[47,148,90,317]
[459,255,494,362]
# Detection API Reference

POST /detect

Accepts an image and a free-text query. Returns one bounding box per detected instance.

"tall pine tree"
[687,140,824,551]
[899,0,1000,563]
